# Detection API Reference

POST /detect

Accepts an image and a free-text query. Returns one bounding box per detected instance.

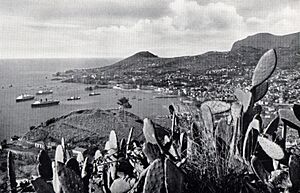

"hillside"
[58,32,300,86]
[23,109,145,149]
[231,32,300,51]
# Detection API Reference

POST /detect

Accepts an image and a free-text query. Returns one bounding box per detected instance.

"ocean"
[0,58,179,141]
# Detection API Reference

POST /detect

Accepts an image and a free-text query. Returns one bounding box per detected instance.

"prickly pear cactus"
[31,177,55,193]
[229,102,243,158]
[57,162,85,193]
[37,150,53,181]
[143,159,164,193]
[109,130,118,149]
[293,103,300,121]
[251,81,269,103]
[76,152,84,164]
[201,104,214,134]
[257,136,285,160]
[251,49,277,89]
[81,157,92,193]
[242,119,260,161]
[110,177,135,193]
[65,150,73,161]
[164,158,184,193]
[55,145,64,164]
[7,151,17,193]
[94,150,102,160]
[65,158,81,176]
[171,113,180,143]
[120,138,127,156]
[143,142,161,163]
[126,127,134,157]
[61,137,65,151]
[201,100,231,114]
[250,155,269,183]
[263,116,279,135]
[289,154,300,191]
[215,118,233,159]
[279,109,300,131]
[234,88,252,113]
[52,162,61,193]
[179,132,187,159]
[143,118,158,144]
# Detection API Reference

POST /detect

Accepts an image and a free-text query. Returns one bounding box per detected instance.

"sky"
[0,0,299,58]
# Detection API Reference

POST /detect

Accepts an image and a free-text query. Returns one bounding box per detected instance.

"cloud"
[0,0,299,58]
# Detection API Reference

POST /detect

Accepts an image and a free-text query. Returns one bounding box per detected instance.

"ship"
[36,90,53,95]
[31,99,60,108]
[67,96,81,101]
[16,94,35,102]
[89,92,101,96]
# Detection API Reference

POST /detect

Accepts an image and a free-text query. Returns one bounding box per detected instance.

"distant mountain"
[60,32,300,85]
[231,32,300,51]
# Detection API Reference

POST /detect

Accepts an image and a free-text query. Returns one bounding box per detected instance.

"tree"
[117,97,132,120]
[117,97,132,109]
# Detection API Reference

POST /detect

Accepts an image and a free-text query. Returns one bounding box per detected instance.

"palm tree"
[117,97,132,120]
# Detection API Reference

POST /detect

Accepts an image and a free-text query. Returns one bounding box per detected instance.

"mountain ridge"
[231,32,300,51]
[60,32,300,85]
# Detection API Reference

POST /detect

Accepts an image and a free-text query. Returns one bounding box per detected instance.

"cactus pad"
[110,177,133,193]
[258,136,285,160]
[242,120,260,161]
[76,152,84,164]
[143,159,164,193]
[201,104,214,133]
[55,145,64,164]
[289,154,300,191]
[201,100,231,114]
[109,130,118,149]
[94,150,102,160]
[143,118,158,144]
[143,142,161,163]
[31,177,55,193]
[263,116,280,135]
[126,127,134,154]
[61,137,65,151]
[120,138,127,155]
[234,88,252,113]
[65,158,81,176]
[251,155,269,183]
[215,118,233,145]
[37,150,53,180]
[52,162,61,193]
[57,162,85,193]
[164,158,184,193]
[251,81,269,102]
[279,109,300,130]
[7,151,17,193]
[293,103,300,121]
[81,157,88,178]
[179,132,187,159]
[230,102,243,119]
[251,49,277,88]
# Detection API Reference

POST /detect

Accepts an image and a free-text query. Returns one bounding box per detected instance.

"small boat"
[16,94,35,102]
[31,99,60,108]
[89,92,101,96]
[36,90,53,95]
[67,96,81,101]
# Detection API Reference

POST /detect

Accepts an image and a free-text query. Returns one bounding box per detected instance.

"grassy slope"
[23,109,146,149]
